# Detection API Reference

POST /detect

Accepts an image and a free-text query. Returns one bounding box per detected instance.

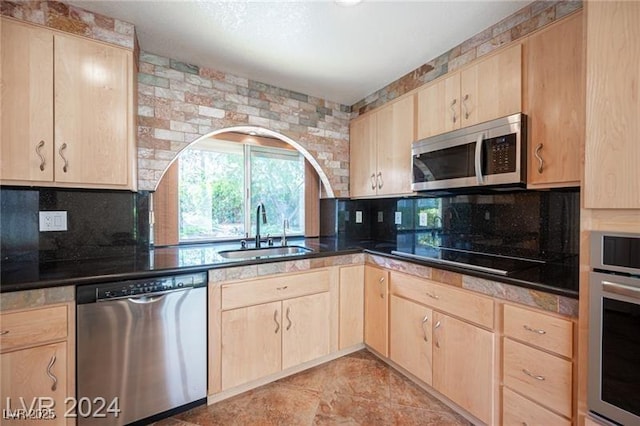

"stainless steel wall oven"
[589,232,640,425]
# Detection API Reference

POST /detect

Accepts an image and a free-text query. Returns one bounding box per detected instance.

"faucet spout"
[255,203,267,248]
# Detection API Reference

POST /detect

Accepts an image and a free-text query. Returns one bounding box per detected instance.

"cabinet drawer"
[504,304,573,358]
[503,387,571,426]
[0,305,68,352]
[390,271,494,329]
[222,269,330,310]
[503,338,572,417]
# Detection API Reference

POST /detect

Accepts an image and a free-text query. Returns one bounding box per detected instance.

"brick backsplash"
[350,0,583,116]
[137,52,351,195]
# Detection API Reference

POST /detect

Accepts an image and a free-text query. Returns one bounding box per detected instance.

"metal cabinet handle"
[370,174,376,190]
[434,320,441,348]
[534,144,544,174]
[522,368,545,381]
[0,330,9,336]
[58,143,69,173]
[46,354,58,391]
[449,99,457,123]
[276,286,288,290]
[36,140,46,171]
[462,94,470,119]
[379,276,385,298]
[425,291,439,300]
[523,325,546,335]
[379,277,385,283]
[285,307,292,331]
[421,315,429,342]
[274,310,280,334]
[377,172,383,189]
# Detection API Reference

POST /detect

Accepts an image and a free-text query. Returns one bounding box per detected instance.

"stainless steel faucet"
[282,219,289,246]
[255,203,267,248]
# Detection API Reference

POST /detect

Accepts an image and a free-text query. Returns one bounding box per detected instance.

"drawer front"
[503,338,572,417]
[390,271,494,329]
[504,304,573,358]
[0,305,68,352]
[222,269,330,310]
[503,387,571,426]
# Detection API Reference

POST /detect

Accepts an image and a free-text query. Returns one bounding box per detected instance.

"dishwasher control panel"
[77,272,207,304]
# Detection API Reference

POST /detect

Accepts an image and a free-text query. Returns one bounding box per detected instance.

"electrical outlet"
[419,212,428,227]
[355,211,363,224]
[485,211,491,220]
[395,211,402,225]
[377,211,383,222]
[39,211,67,232]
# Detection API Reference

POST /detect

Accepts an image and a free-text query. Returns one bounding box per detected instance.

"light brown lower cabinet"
[432,312,495,425]
[503,387,571,426]
[389,295,432,385]
[221,293,330,391]
[364,265,389,356]
[338,265,365,349]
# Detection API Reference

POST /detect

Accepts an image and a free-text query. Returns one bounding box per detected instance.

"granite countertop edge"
[0,240,579,299]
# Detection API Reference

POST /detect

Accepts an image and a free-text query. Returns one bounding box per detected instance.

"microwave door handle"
[474,132,485,184]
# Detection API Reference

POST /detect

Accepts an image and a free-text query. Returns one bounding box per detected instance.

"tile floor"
[155,350,472,425]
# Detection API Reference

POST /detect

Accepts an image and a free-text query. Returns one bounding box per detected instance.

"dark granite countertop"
[0,237,578,298]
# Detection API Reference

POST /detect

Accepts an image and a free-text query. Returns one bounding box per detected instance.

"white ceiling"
[70,1,530,105]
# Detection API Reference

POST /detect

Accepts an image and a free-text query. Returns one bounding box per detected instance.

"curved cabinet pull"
[377,172,383,189]
[449,99,457,123]
[534,144,544,173]
[523,324,546,335]
[273,310,280,334]
[425,291,439,300]
[0,330,9,336]
[285,307,292,331]
[434,320,441,348]
[46,354,58,391]
[522,368,545,381]
[276,286,288,291]
[462,94,470,119]
[58,143,69,173]
[379,276,385,298]
[421,315,429,342]
[370,174,376,191]
[35,140,46,171]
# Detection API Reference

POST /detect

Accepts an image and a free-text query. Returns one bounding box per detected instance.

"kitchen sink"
[218,245,313,260]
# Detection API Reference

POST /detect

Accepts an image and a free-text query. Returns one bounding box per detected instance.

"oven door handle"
[474,132,485,185]
[603,280,640,300]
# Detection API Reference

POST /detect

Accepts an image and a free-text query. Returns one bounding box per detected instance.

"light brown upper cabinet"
[0,18,136,191]
[350,95,415,198]
[525,12,584,188]
[585,1,640,209]
[417,44,522,140]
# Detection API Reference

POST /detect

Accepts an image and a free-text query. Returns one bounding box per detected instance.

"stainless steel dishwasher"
[76,272,207,425]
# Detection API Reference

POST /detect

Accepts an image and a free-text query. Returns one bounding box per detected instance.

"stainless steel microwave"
[411,113,527,192]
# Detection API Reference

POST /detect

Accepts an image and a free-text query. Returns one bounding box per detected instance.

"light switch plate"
[395,212,402,225]
[39,211,67,232]
[419,212,428,227]
[355,211,363,224]
[377,211,383,222]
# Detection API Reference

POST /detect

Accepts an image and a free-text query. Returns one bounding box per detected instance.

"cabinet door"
[1,342,67,425]
[585,1,640,208]
[417,74,460,139]
[221,301,282,390]
[390,296,432,385]
[282,292,330,369]
[339,265,364,349]
[54,34,132,187]
[461,44,522,126]
[1,19,54,183]
[433,312,494,425]
[349,114,377,198]
[526,12,583,187]
[364,266,389,357]
[376,96,415,196]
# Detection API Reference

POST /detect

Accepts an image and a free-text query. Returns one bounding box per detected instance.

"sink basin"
[218,245,313,260]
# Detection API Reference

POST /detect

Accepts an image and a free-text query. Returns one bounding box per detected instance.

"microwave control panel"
[485,133,516,174]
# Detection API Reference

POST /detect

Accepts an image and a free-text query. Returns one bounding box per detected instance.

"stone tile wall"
[1,0,135,49]
[137,52,351,195]
[351,0,583,116]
